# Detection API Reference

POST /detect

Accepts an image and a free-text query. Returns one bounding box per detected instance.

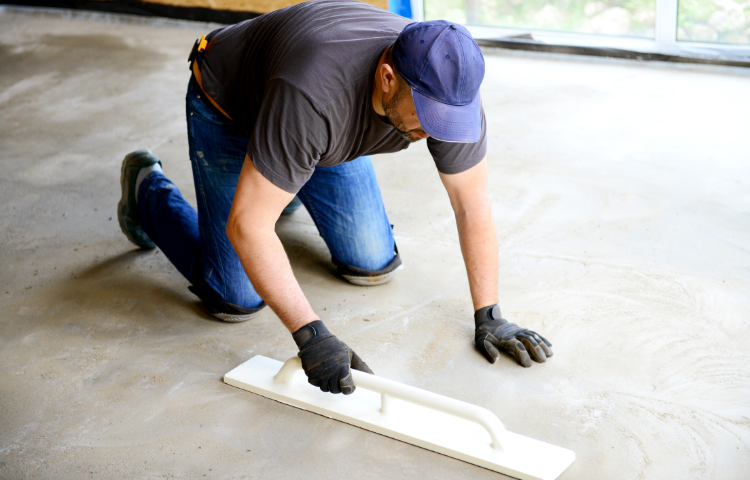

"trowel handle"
[274,357,506,450]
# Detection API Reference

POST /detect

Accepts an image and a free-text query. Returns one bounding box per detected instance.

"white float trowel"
[224,356,575,480]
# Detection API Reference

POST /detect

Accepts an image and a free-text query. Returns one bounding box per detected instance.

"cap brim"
[412,89,481,143]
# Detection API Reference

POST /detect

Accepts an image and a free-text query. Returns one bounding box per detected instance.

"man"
[118,0,553,396]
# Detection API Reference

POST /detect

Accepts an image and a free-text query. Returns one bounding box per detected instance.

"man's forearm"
[455,207,499,311]
[227,224,318,333]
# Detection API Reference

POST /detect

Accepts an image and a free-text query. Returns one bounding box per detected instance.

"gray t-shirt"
[200,0,487,193]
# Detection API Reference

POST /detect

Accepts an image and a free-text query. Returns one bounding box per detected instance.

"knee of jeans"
[330,227,397,271]
[189,282,265,315]
[333,250,403,287]
[190,265,265,313]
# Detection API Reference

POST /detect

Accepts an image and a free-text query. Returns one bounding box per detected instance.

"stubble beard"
[382,89,423,144]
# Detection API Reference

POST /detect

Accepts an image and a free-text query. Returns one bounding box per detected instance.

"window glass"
[678,0,750,44]
[425,0,657,38]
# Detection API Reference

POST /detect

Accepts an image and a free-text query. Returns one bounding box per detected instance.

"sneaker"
[118,149,162,249]
[212,311,264,323]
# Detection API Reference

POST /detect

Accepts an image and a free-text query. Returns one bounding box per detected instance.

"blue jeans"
[137,78,398,313]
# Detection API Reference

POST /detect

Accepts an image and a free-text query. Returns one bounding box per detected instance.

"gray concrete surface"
[1,6,749,479]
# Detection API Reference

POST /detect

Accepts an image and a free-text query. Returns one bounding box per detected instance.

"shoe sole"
[342,265,403,286]
[213,311,264,323]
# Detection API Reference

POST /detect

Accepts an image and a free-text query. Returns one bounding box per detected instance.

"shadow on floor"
[43,249,223,329]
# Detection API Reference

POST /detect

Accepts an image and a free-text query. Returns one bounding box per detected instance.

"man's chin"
[400,131,425,143]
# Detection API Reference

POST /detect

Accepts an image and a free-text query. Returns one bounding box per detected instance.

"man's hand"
[293,320,373,394]
[474,305,553,367]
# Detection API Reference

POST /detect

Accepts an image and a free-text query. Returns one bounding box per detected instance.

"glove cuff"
[474,304,504,329]
[292,320,329,349]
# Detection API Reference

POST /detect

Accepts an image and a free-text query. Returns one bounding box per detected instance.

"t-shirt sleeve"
[426,101,487,175]
[247,79,329,193]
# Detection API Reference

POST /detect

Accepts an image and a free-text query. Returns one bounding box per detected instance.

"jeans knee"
[189,263,265,321]
[188,282,266,321]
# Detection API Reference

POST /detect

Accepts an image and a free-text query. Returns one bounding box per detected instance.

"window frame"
[411,0,750,63]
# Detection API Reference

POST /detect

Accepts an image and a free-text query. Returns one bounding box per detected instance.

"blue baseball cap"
[392,21,485,143]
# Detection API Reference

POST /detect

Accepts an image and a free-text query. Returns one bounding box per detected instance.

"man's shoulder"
[261,1,410,109]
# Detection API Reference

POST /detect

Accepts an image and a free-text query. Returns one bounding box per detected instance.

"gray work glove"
[293,320,373,395]
[474,305,553,367]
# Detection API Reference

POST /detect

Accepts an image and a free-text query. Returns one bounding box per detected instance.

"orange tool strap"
[187,32,213,70]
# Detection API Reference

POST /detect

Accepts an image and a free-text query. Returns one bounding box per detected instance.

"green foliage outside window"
[678,0,749,44]
[425,0,749,44]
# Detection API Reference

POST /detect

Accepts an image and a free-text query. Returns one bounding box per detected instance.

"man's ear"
[380,63,397,96]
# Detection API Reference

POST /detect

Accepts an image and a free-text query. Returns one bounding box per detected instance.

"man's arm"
[438,157,498,311]
[226,155,372,393]
[439,157,553,367]
[226,155,317,333]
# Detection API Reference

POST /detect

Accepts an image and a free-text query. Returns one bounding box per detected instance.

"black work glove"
[474,305,553,367]
[293,320,373,395]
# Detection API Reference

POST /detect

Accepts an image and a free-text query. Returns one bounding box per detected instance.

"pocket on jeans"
[189,96,231,126]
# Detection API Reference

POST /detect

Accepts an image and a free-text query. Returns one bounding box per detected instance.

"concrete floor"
[1,6,749,480]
